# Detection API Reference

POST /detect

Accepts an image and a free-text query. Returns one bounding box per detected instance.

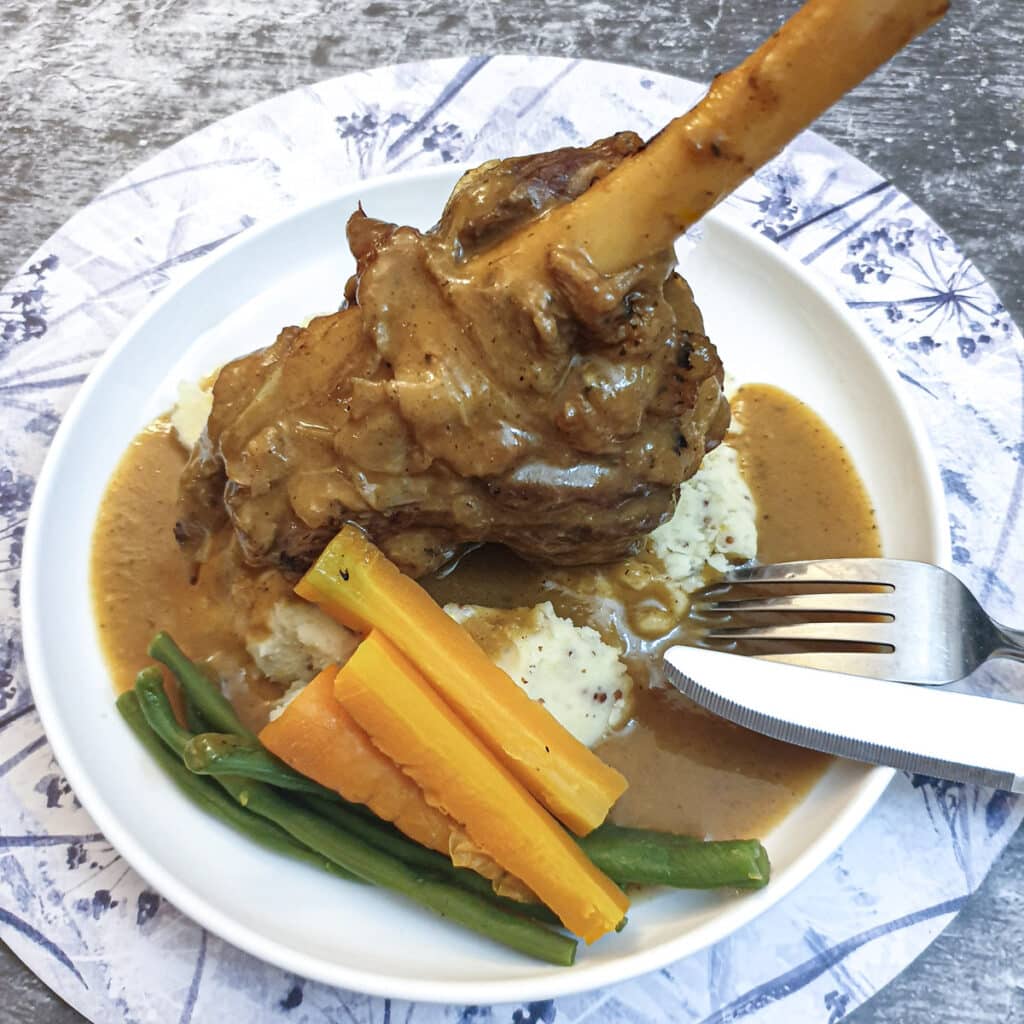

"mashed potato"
[248,601,360,720]
[170,379,213,449]
[648,442,757,594]
[445,602,632,748]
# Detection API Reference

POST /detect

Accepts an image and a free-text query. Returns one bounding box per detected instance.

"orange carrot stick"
[259,666,453,854]
[335,630,629,943]
[259,666,529,898]
[295,526,627,835]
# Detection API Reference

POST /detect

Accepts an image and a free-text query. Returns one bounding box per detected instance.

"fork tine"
[700,592,895,616]
[718,557,895,586]
[705,621,895,646]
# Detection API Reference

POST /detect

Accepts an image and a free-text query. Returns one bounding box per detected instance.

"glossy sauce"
[91,423,289,729]
[92,383,880,839]
[730,386,881,562]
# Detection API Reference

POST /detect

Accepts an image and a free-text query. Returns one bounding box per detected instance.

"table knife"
[663,645,1024,792]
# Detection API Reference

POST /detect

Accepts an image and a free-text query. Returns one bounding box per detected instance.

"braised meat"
[175,134,728,578]
[176,0,948,580]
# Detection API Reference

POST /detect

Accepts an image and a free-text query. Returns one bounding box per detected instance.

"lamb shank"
[176,134,727,578]
[176,0,946,579]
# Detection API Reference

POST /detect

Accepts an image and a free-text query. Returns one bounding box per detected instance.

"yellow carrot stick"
[335,630,630,943]
[295,526,627,835]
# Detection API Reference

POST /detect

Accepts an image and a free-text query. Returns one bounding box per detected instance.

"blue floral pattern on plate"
[1,56,1022,1023]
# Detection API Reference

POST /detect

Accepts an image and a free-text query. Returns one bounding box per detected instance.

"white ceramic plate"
[21,165,949,1003]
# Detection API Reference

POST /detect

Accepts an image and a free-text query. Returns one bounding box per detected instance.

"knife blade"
[662,646,1024,792]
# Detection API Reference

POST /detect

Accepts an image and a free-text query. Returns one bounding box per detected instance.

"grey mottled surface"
[1,1,1022,1021]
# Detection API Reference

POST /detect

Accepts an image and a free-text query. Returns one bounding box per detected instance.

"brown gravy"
[730,386,880,562]
[90,423,288,728]
[91,383,880,840]
[92,423,221,693]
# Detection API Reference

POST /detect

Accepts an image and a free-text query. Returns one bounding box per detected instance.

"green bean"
[147,631,256,741]
[301,795,561,926]
[180,726,381,822]
[143,655,573,955]
[578,823,770,890]
[134,667,193,757]
[184,733,341,800]
[119,687,353,880]
[226,778,577,965]
[177,740,558,923]
[137,668,559,929]
[183,694,213,735]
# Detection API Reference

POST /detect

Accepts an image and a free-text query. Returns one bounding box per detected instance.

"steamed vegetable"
[148,631,256,741]
[153,637,531,903]
[190,717,532,897]
[138,663,547,910]
[149,634,536,909]
[579,824,770,890]
[129,631,772,964]
[210,772,578,965]
[259,666,459,854]
[303,794,557,925]
[133,658,573,963]
[295,525,627,835]
[134,666,207,758]
[182,693,213,735]
[334,629,630,943]
[184,732,341,800]
[260,666,533,901]
[126,675,356,881]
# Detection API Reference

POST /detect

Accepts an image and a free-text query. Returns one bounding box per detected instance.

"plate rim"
[21,163,949,1003]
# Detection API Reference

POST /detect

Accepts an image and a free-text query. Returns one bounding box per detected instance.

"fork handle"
[993,622,1024,662]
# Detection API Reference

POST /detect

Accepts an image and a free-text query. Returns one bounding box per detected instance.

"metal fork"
[694,557,1024,685]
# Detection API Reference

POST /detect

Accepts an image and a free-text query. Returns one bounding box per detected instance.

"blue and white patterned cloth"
[1,57,1022,1023]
